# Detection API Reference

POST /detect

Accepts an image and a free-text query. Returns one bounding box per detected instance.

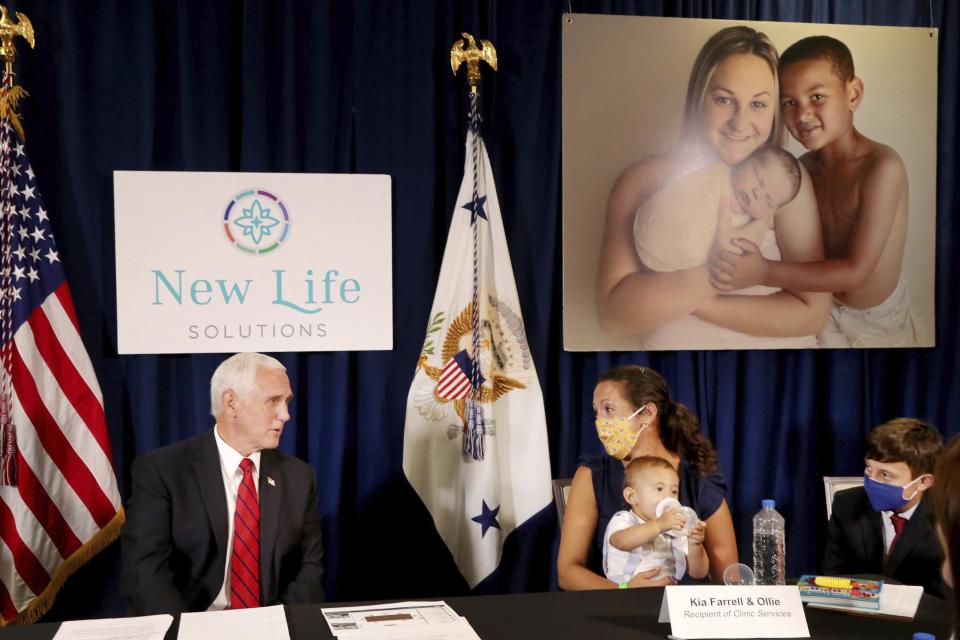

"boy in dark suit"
[823,418,946,598]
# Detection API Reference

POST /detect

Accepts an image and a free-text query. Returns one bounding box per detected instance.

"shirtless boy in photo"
[710,35,918,347]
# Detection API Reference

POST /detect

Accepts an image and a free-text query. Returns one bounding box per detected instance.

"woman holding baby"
[557,365,736,589]
[595,25,830,346]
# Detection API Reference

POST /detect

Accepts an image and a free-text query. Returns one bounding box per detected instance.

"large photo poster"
[562,15,937,351]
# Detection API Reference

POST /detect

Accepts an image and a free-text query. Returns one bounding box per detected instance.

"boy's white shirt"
[602,509,688,582]
[880,501,919,555]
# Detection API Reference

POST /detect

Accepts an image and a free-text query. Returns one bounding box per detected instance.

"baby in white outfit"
[603,456,709,585]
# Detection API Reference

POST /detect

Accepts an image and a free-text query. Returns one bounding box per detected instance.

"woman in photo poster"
[595,25,830,349]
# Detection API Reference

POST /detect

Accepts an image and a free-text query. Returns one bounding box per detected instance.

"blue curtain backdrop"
[6,0,957,621]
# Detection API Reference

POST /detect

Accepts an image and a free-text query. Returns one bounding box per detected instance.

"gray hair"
[210,352,286,418]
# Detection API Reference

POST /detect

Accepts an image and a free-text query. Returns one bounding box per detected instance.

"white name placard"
[659,586,809,639]
[114,171,392,353]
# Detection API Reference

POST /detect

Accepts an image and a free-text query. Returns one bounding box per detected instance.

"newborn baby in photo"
[633,144,801,272]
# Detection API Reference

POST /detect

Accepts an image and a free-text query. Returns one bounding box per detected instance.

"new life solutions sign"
[113,171,392,353]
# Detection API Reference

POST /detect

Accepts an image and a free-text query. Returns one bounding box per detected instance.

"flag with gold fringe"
[0,66,124,625]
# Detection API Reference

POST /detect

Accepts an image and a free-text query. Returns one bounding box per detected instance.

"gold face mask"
[595,404,647,459]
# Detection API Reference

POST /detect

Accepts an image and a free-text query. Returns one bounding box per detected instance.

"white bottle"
[752,499,785,585]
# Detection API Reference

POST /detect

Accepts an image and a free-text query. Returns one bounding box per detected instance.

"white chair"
[823,476,864,520]
[553,478,572,526]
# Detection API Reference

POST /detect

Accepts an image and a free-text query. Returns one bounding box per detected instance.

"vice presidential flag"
[403,115,552,588]
[0,106,124,624]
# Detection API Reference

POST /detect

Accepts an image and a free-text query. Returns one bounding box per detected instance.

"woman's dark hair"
[598,365,718,474]
[932,433,960,634]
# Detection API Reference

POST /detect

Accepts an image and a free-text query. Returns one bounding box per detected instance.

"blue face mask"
[863,474,922,512]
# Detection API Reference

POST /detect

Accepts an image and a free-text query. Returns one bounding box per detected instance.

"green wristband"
[618,581,629,589]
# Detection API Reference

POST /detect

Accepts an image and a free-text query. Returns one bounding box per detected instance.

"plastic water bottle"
[752,499,785,585]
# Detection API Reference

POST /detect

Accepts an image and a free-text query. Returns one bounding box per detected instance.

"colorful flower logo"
[223,189,290,254]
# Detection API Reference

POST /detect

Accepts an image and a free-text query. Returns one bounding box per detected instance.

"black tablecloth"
[1,588,951,639]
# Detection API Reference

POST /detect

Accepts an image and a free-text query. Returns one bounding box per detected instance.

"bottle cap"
[762,499,775,509]
[912,633,936,640]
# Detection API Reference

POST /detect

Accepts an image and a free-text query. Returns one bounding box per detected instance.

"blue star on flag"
[461,195,487,222]
[471,500,501,538]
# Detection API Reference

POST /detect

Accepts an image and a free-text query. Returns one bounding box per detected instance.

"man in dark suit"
[823,418,946,599]
[122,353,324,614]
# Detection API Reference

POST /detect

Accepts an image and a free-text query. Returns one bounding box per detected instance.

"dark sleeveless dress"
[578,453,728,580]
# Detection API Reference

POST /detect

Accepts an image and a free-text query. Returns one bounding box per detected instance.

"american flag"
[436,350,484,400]
[0,110,124,625]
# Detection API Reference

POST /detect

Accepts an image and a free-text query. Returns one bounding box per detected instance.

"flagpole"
[451,33,497,461]
[0,4,33,486]
[466,90,483,460]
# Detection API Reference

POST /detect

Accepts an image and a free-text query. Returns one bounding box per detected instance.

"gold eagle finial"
[0,5,33,140]
[450,33,497,94]
[0,6,34,72]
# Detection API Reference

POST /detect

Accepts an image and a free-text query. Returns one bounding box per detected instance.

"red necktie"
[888,513,907,557]
[230,458,260,609]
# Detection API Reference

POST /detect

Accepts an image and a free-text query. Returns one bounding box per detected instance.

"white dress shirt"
[880,501,918,556]
[208,425,261,611]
